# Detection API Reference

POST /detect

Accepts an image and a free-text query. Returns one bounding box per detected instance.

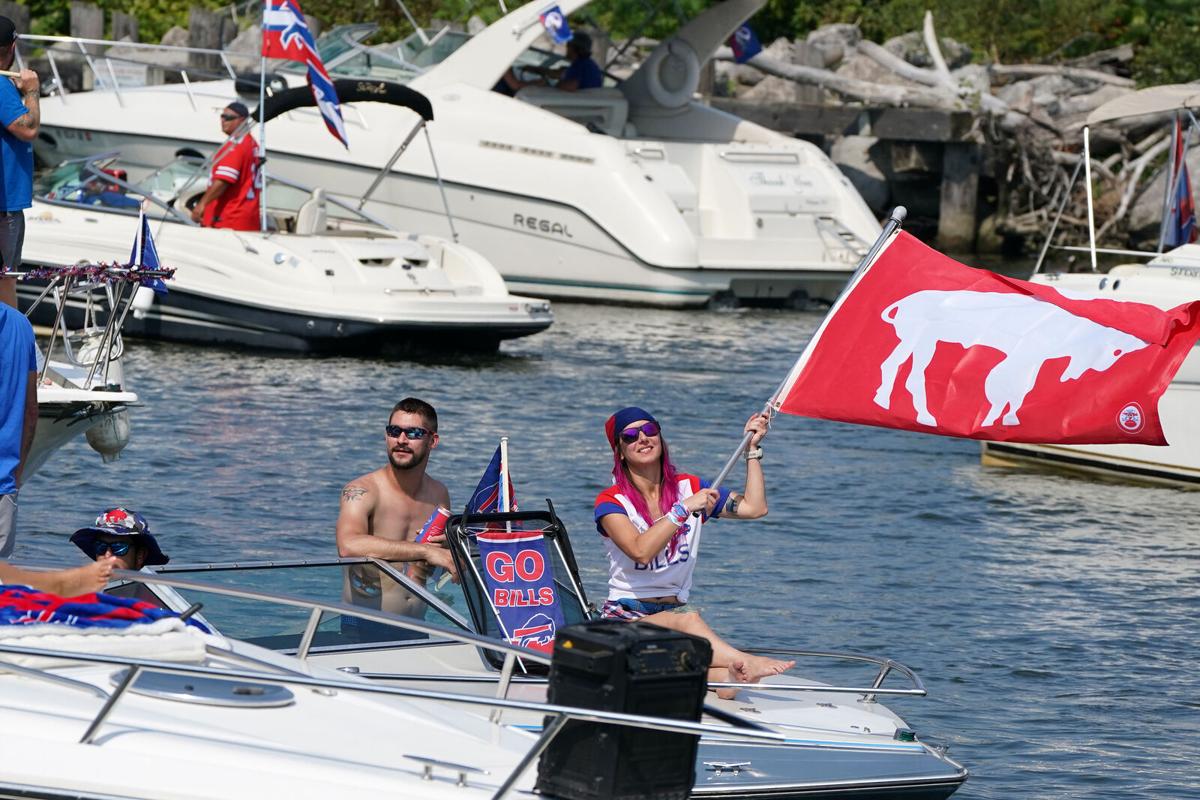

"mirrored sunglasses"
[91,540,132,558]
[385,424,431,440]
[619,421,660,443]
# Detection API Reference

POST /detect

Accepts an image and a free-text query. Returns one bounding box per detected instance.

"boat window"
[395,30,473,69]
[144,562,470,651]
[134,156,207,205]
[36,159,144,211]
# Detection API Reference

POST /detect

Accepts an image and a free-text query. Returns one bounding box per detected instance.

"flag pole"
[707,206,908,490]
[1083,126,1097,271]
[499,437,510,514]
[258,15,268,235]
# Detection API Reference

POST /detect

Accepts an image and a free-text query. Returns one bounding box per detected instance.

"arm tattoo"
[341,485,367,503]
[14,113,33,130]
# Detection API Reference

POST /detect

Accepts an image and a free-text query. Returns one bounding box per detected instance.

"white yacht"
[19,150,552,353]
[30,0,880,308]
[981,86,1200,485]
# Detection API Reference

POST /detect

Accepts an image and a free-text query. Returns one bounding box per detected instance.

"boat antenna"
[392,0,431,45]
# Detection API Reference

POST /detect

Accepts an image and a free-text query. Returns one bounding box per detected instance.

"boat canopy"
[255,78,434,124]
[1087,83,1200,125]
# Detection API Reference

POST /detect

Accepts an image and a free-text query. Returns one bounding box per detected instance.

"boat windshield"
[122,560,474,651]
[35,156,147,214]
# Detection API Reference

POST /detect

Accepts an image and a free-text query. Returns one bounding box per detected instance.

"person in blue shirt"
[0,301,37,558]
[0,15,39,309]
[496,31,604,94]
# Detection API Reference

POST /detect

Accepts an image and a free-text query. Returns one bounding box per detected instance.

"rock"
[223,24,262,73]
[830,135,889,215]
[761,36,796,64]
[467,15,487,35]
[739,74,818,105]
[994,79,1036,113]
[160,26,190,48]
[806,23,861,68]
[976,213,1005,253]
[834,53,913,87]
[952,64,990,97]
[883,31,972,70]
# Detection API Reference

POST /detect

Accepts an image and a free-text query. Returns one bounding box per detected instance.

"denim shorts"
[601,597,686,620]
[0,493,16,559]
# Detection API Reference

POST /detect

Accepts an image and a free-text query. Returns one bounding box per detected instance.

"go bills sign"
[477,530,565,652]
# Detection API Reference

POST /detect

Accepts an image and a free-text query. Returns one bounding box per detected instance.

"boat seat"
[294,187,328,235]
[515,86,628,137]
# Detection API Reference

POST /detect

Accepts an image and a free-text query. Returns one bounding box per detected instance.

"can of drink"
[415,506,451,543]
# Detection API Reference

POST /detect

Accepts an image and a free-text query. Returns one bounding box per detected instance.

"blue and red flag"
[728,24,762,64]
[128,211,168,295]
[1165,119,1197,249]
[262,0,348,148]
[0,585,207,630]
[477,529,565,652]
[466,444,517,515]
[539,5,573,46]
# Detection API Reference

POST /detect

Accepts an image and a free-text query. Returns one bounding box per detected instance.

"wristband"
[745,446,763,461]
[667,502,688,526]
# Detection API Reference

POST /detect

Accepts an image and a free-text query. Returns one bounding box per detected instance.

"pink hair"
[611,436,681,524]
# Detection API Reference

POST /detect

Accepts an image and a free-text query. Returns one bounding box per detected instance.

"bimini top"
[255,78,434,124]
[1087,83,1200,125]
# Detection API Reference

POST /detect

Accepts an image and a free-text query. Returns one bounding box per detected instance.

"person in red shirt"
[190,101,261,231]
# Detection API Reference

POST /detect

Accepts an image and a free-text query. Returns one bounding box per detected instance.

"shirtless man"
[336,397,456,577]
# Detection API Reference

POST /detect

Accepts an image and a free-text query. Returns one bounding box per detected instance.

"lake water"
[17,302,1200,799]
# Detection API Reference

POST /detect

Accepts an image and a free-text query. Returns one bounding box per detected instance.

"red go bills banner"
[774,231,1200,445]
[477,530,565,653]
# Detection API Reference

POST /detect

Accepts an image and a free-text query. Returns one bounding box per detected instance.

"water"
[17,303,1200,799]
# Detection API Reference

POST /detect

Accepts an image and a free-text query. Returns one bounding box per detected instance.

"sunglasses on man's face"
[619,422,660,444]
[219,113,242,122]
[385,425,431,440]
[91,540,132,558]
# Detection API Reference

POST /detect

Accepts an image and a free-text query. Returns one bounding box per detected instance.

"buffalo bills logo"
[513,613,556,649]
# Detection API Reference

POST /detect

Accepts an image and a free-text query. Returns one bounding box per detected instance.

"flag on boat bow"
[538,6,573,45]
[728,24,762,64]
[261,0,348,148]
[466,444,518,516]
[772,231,1200,445]
[127,211,168,294]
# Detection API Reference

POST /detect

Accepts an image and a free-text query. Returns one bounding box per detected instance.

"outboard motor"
[85,409,131,463]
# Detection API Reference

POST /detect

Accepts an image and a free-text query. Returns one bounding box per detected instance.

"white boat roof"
[1087,82,1200,125]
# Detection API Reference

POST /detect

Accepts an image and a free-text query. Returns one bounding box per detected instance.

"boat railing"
[16,33,244,110]
[137,559,927,701]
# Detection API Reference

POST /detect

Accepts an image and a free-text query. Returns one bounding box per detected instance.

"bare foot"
[742,654,795,683]
[715,660,753,700]
[56,559,114,596]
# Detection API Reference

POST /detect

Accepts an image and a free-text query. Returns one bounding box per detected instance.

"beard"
[388,444,428,470]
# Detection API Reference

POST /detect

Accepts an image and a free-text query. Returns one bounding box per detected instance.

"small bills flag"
[262,0,348,148]
[539,5,573,45]
[728,24,762,63]
[772,231,1200,445]
[1165,119,1197,248]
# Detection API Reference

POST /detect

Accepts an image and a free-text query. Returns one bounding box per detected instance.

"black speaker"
[535,620,712,800]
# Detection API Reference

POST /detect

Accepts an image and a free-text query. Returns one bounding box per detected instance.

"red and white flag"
[773,231,1200,445]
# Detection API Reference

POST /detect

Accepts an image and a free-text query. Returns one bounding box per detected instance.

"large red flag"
[773,231,1200,445]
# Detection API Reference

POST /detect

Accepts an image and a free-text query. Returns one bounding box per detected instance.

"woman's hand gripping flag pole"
[707,207,910,489]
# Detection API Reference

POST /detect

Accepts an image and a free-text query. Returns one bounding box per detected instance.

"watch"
[745,447,763,461]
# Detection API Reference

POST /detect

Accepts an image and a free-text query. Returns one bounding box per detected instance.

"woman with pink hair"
[594,406,793,693]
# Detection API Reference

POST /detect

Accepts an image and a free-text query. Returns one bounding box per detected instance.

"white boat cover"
[1087,83,1200,124]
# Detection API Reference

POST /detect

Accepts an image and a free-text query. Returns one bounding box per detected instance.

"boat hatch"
[111,668,296,708]
[359,257,396,267]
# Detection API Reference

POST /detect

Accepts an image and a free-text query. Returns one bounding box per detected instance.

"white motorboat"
[108,504,968,799]
[18,147,552,353]
[22,268,144,479]
[29,0,880,308]
[981,86,1200,485]
[0,573,780,799]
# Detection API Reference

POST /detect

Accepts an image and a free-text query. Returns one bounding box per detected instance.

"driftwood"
[989,63,1135,87]
[735,53,963,110]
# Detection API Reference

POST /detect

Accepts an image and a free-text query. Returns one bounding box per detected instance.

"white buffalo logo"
[874,290,1149,428]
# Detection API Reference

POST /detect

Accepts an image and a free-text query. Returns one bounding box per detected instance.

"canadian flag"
[773,231,1200,445]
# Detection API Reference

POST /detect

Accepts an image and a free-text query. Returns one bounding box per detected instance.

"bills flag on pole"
[262,0,348,148]
[538,5,573,45]
[771,230,1200,445]
[128,211,168,294]
[466,445,518,515]
[728,24,762,64]
[1165,118,1197,248]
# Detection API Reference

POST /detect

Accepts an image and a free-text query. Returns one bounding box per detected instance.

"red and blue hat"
[605,406,659,450]
[70,507,169,566]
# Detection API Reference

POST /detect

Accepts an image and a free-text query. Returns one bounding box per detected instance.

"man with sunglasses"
[190,101,261,231]
[0,15,39,307]
[336,398,456,579]
[70,507,169,572]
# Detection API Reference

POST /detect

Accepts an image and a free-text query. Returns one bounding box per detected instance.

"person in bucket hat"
[71,507,168,571]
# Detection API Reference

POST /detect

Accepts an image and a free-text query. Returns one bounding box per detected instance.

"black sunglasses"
[385,424,431,440]
[219,113,242,121]
[91,540,132,557]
